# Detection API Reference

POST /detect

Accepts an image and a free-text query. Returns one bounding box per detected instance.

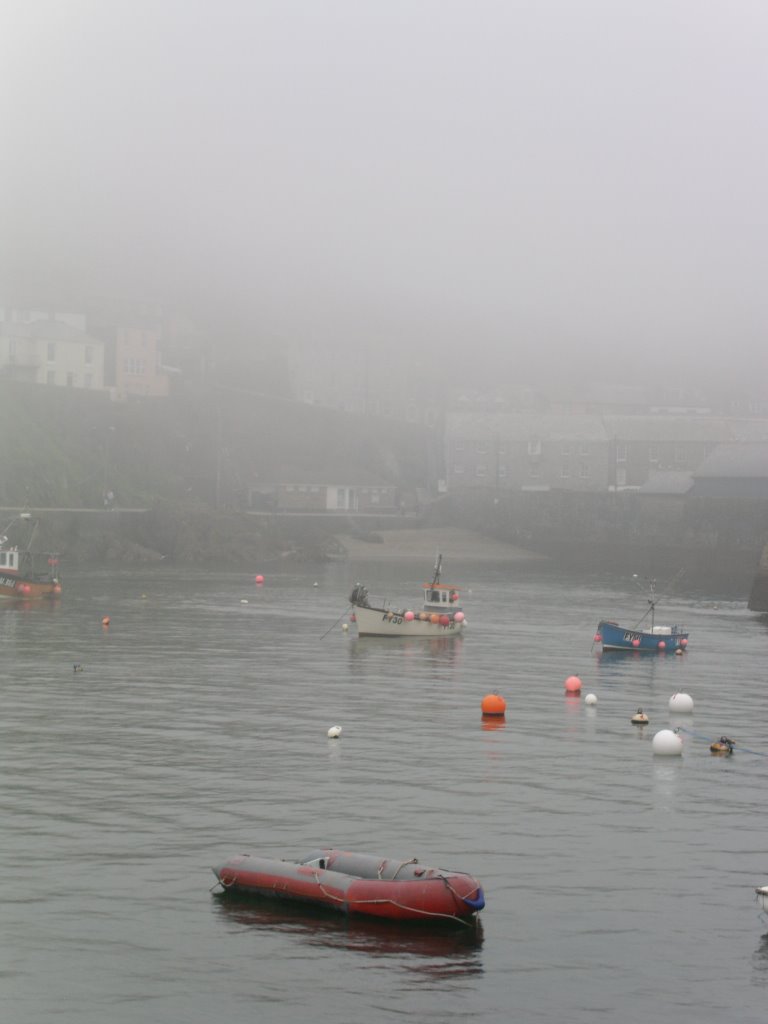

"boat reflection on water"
[213,891,484,965]
[348,634,465,665]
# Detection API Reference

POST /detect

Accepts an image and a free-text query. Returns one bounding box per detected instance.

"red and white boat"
[213,848,485,922]
[0,513,62,600]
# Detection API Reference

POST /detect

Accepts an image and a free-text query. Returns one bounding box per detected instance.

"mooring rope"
[676,726,768,757]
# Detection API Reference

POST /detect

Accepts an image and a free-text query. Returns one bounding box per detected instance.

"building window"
[579,463,590,479]
[85,346,93,365]
[498,465,507,478]
[476,463,487,477]
[648,444,659,462]
[529,461,540,477]
[561,463,570,478]
[616,467,627,487]
[528,439,542,456]
[561,443,570,456]
[579,443,589,456]
[453,464,464,474]
[454,441,464,452]
[476,442,489,454]
[47,342,56,361]
[674,445,685,464]
[616,443,627,463]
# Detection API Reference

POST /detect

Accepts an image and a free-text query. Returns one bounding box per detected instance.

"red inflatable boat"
[212,848,485,922]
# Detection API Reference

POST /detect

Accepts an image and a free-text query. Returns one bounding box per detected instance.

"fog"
[2,0,767,388]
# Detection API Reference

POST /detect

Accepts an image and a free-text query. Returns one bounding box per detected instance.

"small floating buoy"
[327,725,342,739]
[564,675,582,695]
[101,616,110,627]
[680,638,688,648]
[481,693,506,717]
[342,622,349,632]
[454,611,465,623]
[710,736,734,755]
[593,633,602,643]
[584,693,597,706]
[632,638,641,648]
[255,574,264,585]
[675,648,684,655]
[404,610,414,621]
[631,708,649,725]
[657,640,666,650]
[141,594,147,599]
[669,692,694,713]
[240,599,249,604]
[313,582,319,587]
[652,729,683,756]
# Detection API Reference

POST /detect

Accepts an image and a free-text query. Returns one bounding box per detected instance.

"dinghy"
[212,848,485,923]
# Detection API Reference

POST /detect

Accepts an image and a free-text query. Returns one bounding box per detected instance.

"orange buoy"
[564,675,582,694]
[481,693,507,717]
[102,616,111,626]
[430,613,440,624]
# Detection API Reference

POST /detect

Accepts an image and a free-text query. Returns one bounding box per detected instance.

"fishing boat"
[212,848,485,922]
[594,576,688,652]
[0,513,62,600]
[348,555,466,637]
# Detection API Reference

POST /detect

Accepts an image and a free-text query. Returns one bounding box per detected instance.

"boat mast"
[431,553,442,588]
[648,578,656,632]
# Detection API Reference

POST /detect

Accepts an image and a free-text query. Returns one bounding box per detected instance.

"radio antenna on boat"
[431,553,443,587]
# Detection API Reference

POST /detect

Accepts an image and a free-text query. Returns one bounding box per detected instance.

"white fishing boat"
[348,555,466,638]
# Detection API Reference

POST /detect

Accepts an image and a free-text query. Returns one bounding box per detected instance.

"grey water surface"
[2,560,767,1024]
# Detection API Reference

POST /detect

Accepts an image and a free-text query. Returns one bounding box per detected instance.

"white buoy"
[669,692,694,713]
[584,693,598,706]
[341,622,349,632]
[313,582,319,587]
[240,599,249,604]
[652,729,683,756]
[327,725,342,739]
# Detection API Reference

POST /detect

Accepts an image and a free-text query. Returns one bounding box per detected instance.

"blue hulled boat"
[595,577,689,652]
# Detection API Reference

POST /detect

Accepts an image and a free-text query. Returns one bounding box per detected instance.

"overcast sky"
[2,0,767,385]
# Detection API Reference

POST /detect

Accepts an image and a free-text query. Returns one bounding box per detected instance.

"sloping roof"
[637,471,693,495]
[692,443,768,480]
[601,415,735,443]
[446,412,608,442]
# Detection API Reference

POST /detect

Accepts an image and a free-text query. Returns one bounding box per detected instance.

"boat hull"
[0,575,61,600]
[352,604,465,638]
[213,849,484,922]
[597,619,688,652]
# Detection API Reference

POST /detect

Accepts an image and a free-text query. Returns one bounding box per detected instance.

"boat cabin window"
[0,553,5,566]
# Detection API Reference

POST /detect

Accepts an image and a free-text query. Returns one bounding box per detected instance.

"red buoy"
[481,693,506,716]
[564,675,582,694]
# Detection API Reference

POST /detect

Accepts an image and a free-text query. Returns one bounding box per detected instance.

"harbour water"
[2,559,767,1023]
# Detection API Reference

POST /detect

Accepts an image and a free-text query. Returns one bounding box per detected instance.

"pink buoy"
[632,638,640,648]
[255,574,265,585]
[454,611,465,623]
[564,675,582,694]
[404,610,414,621]
[680,638,688,647]
[593,633,602,643]
[349,613,356,622]
[658,640,666,650]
